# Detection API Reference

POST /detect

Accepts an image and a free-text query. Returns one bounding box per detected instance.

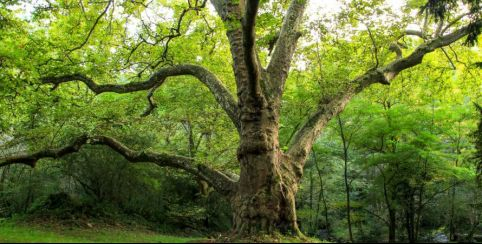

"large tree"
[1,0,481,237]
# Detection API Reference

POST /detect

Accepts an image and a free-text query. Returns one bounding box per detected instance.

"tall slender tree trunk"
[309,167,314,232]
[382,172,396,243]
[344,156,353,242]
[449,149,460,241]
[448,123,462,241]
[415,158,428,242]
[337,115,354,242]
[314,151,329,230]
[388,209,397,243]
[404,193,416,243]
[449,184,456,241]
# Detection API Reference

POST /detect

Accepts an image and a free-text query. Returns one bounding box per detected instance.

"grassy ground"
[0,218,203,243]
[0,218,326,243]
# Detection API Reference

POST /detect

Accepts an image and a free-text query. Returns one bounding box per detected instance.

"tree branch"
[382,19,481,81]
[403,30,427,39]
[42,64,240,131]
[440,47,456,70]
[210,0,254,101]
[366,24,379,68]
[141,81,162,117]
[69,0,112,52]
[242,0,261,96]
[0,135,237,195]
[287,20,482,165]
[137,0,209,74]
[267,0,307,96]
[441,12,471,35]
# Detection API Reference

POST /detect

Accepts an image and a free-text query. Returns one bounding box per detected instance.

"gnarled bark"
[233,146,303,235]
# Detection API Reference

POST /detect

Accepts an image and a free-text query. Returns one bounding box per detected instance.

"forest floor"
[0,217,324,243]
[0,218,206,243]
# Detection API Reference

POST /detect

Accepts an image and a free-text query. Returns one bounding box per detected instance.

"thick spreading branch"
[267,0,307,96]
[287,20,482,165]
[0,135,237,195]
[382,19,481,81]
[42,64,240,131]
[242,0,261,96]
[210,0,246,86]
[210,0,262,101]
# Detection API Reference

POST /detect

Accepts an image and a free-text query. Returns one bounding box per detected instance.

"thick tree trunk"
[231,164,301,235]
[231,99,303,236]
[231,149,302,236]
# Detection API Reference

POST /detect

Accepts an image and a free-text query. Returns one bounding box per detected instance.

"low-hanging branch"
[287,19,482,165]
[0,135,237,195]
[42,64,240,131]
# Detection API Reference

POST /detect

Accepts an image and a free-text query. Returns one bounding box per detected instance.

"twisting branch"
[42,64,240,131]
[148,0,208,71]
[0,135,237,195]
[287,19,482,165]
[0,135,90,168]
[382,19,481,81]
[125,0,208,75]
[141,81,163,117]
[69,0,113,52]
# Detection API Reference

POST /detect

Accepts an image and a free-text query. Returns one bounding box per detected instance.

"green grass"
[0,219,202,243]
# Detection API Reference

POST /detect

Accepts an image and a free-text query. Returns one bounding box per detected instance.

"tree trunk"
[405,196,416,243]
[314,151,329,230]
[309,167,314,232]
[449,184,456,241]
[388,208,396,243]
[231,101,303,236]
[382,171,397,243]
[337,115,354,242]
[231,150,302,235]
